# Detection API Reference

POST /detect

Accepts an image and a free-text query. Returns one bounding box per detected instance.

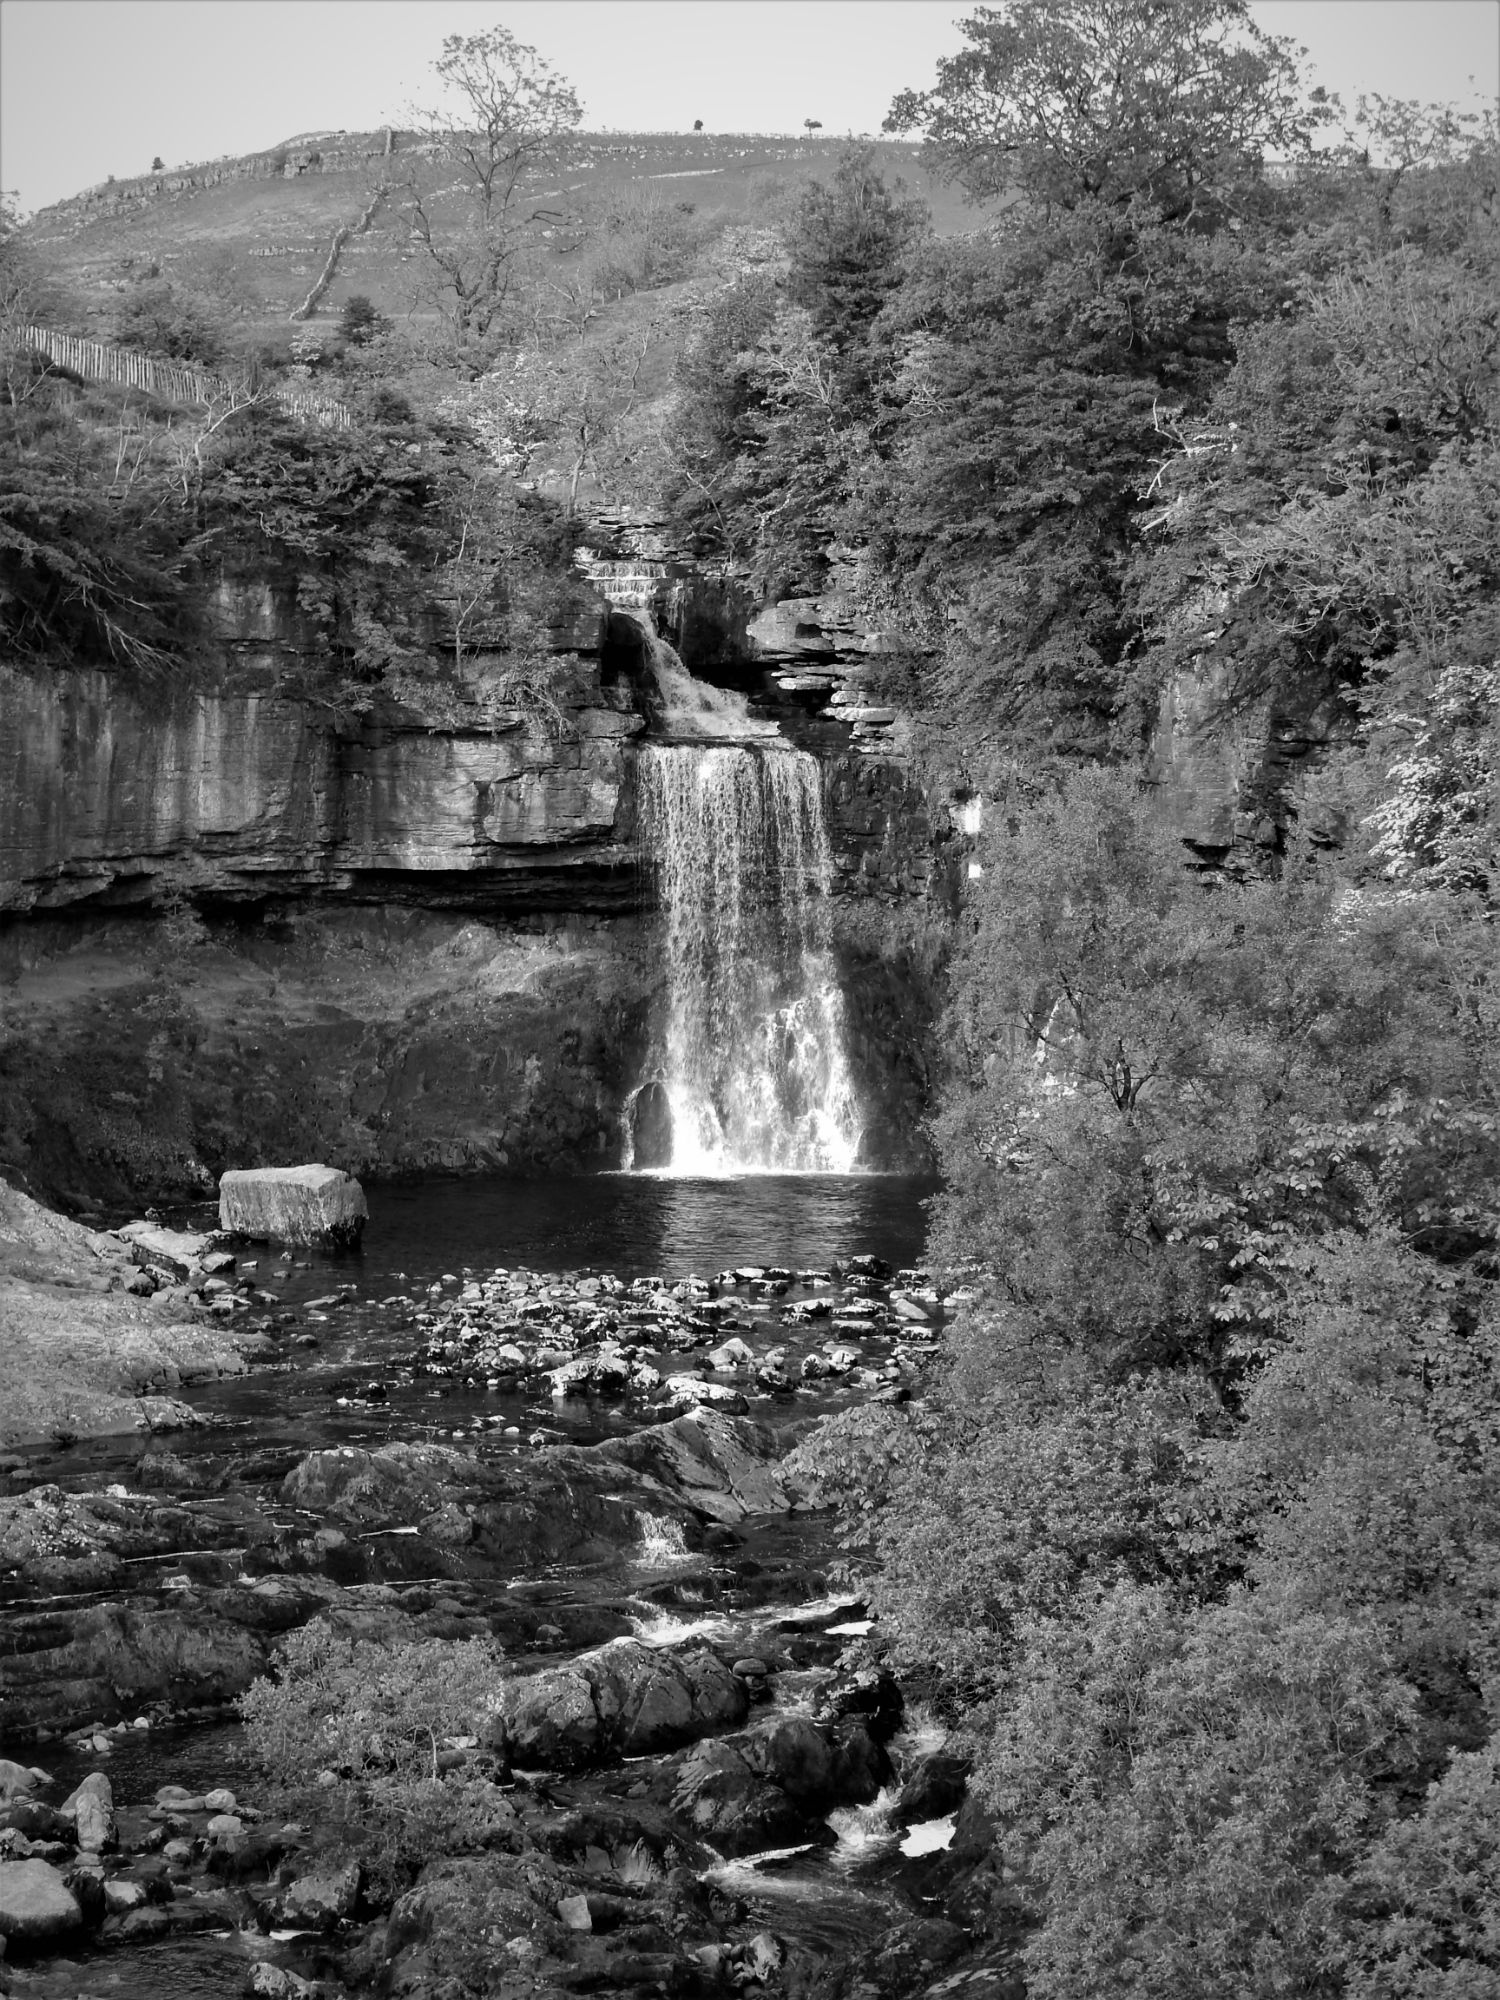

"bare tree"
[399,26,581,349]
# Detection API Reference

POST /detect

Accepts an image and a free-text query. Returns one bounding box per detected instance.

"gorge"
[4,4,1498,1995]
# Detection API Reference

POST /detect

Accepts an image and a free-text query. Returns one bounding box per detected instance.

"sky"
[2,0,1497,217]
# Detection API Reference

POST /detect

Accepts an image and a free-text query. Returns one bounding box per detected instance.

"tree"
[984,1585,1416,2000]
[151,156,164,172]
[784,144,929,376]
[693,119,704,133]
[112,277,226,367]
[930,768,1499,1365]
[339,292,389,347]
[886,0,1332,221]
[0,191,77,334]
[804,119,823,133]
[456,321,662,514]
[400,25,581,348]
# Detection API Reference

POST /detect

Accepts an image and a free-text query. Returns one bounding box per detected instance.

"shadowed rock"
[492,1638,748,1770]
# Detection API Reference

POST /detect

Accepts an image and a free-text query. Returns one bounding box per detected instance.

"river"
[5,1169,978,2000]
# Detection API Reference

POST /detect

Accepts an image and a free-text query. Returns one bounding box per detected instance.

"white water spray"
[626,741,863,1174]
[632,1510,690,1565]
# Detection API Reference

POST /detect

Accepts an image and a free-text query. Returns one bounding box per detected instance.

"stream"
[0,1171,996,2000]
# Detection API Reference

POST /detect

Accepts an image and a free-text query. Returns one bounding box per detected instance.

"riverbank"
[0,1178,1029,1998]
[0,1183,260,1454]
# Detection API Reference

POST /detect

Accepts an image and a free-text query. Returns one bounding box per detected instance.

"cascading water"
[626,740,863,1175]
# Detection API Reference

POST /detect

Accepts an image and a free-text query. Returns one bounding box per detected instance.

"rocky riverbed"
[0,1190,1022,2000]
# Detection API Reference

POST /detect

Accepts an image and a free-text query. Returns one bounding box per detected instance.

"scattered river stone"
[282,1856,361,1927]
[60,1772,114,1852]
[0,1858,83,1943]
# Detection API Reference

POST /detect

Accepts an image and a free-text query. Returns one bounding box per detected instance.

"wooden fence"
[10,324,353,429]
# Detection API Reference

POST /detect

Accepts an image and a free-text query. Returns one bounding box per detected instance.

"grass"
[25,128,984,342]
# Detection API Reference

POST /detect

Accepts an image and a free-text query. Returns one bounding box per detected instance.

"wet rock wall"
[0,563,950,1207]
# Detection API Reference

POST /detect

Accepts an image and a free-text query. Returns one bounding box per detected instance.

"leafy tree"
[112,277,227,368]
[0,190,79,333]
[932,768,1498,1364]
[784,143,929,393]
[0,376,200,671]
[338,292,389,347]
[1344,1734,1500,1997]
[983,1585,1417,2000]
[886,0,1332,221]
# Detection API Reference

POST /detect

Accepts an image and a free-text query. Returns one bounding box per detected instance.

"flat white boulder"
[219,1165,368,1248]
[115,1220,220,1275]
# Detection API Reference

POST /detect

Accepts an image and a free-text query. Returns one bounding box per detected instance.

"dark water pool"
[255,1170,938,1288]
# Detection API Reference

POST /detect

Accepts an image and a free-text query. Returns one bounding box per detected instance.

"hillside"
[23,126,985,342]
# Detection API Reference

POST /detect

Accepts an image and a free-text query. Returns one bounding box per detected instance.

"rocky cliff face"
[0,563,949,1210]
[1147,661,1346,873]
[0,668,643,919]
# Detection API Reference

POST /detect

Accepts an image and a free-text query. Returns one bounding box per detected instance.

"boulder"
[493,1639,748,1771]
[60,1773,114,1853]
[596,1411,805,1524]
[103,1878,149,1917]
[0,1801,71,1844]
[0,1858,82,1944]
[666,1739,822,1857]
[895,1750,971,1826]
[0,1764,45,1802]
[246,1966,320,2000]
[116,1220,218,1275]
[281,1857,361,1928]
[663,1712,891,1857]
[810,1663,904,1742]
[219,1166,368,1249]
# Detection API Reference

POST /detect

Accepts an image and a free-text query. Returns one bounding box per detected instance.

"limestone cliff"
[0,564,949,1210]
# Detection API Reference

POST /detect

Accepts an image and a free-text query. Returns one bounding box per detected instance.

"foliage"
[338,293,389,347]
[1344,1735,1500,1997]
[886,0,1333,218]
[783,143,929,396]
[240,1621,512,1894]
[929,768,1498,1375]
[799,757,1499,1986]
[0,377,203,672]
[112,276,228,368]
[984,1584,1417,2000]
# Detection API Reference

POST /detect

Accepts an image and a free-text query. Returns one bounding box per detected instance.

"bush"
[112,278,225,368]
[240,1621,513,1893]
[339,293,388,347]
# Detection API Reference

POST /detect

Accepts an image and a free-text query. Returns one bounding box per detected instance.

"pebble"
[324,1248,950,1424]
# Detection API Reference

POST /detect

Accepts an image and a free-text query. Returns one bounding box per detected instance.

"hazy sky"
[2,0,1497,216]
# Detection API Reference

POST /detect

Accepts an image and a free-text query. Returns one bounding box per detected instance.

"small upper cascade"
[579,553,670,611]
[621,607,779,743]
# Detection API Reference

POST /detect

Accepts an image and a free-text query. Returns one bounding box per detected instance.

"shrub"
[240,1621,513,1893]
[339,294,387,347]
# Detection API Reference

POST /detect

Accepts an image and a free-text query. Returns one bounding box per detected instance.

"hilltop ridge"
[23,128,979,340]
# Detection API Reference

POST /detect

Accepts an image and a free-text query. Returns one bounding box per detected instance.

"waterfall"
[626,740,863,1175]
